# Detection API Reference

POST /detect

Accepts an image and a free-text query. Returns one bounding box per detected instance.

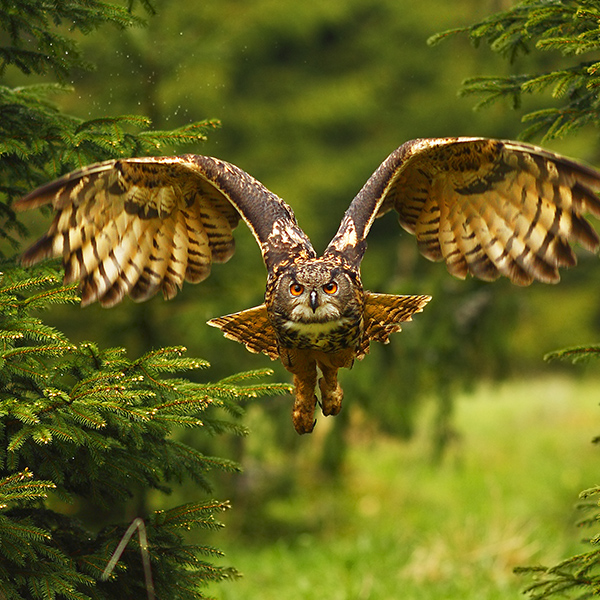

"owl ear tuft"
[208,304,279,360]
[357,292,431,358]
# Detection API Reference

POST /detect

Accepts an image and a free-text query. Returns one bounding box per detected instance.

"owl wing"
[15,155,315,307]
[325,138,600,285]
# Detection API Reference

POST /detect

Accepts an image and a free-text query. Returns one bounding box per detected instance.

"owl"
[15,138,600,433]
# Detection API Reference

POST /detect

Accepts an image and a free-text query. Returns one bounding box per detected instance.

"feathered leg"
[317,348,355,418]
[318,363,343,417]
[280,348,318,434]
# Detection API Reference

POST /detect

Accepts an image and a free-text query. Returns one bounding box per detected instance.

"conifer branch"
[544,344,600,363]
[0,261,285,596]
[431,0,600,141]
[432,3,600,598]
[0,2,293,596]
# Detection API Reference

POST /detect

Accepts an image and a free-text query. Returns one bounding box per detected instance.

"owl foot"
[317,360,344,417]
[292,394,317,434]
[319,377,343,416]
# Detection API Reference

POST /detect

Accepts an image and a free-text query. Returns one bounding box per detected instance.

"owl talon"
[320,384,343,416]
[292,394,318,434]
[322,400,342,417]
[318,373,343,417]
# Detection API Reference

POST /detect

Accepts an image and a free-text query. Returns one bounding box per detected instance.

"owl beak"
[309,289,319,311]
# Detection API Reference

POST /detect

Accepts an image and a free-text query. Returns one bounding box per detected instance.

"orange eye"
[290,283,304,296]
[323,282,338,294]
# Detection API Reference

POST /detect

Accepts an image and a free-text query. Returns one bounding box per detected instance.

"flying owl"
[15,138,600,433]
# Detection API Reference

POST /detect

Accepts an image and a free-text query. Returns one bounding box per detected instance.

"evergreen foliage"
[0,0,290,597]
[0,0,144,80]
[0,0,217,255]
[429,0,600,141]
[0,263,291,598]
[0,80,216,257]
[510,344,600,599]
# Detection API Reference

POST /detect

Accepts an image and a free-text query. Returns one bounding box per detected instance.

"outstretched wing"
[325,138,600,285]
[15,155,315,306]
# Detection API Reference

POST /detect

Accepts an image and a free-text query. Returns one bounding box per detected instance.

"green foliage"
[430,2,600,599]
[0,0,217,256]
[0,0,148,81]
[544,344,600,364]
[0,79,217,255]
[509,346,600,599]
[0,262,291,600]
[206,377,599,599]
[0,0,296,597]
[0,264,277,598]
[430,0,600,141]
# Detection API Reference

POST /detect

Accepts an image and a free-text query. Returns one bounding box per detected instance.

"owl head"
[269,258,359,325]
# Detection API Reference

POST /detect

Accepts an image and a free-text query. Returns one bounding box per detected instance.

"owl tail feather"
[358,292,432,358]
[208,304,280,360]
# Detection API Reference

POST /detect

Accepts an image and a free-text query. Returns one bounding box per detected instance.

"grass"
[205,374,600,599]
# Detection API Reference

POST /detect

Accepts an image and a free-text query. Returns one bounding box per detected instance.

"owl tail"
[358,292,431,358]
[207,304,280,360]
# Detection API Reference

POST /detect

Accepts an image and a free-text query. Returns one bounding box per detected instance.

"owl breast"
[277,315,363,352]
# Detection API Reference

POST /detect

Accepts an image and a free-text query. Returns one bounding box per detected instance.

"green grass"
[206,375,600,599]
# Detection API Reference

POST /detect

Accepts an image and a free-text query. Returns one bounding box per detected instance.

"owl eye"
[323,281,338,294]
[290,283,304,296]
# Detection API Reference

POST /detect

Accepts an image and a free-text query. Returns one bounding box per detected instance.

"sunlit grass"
[207,375,600,599]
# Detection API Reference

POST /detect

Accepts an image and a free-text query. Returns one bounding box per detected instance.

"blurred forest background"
[12,0,600,444]
[6,0,600,598]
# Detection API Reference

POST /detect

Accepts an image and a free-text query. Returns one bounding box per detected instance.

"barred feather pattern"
[207,304,279,360]
[357,292,431,358]
[16,155,315,308]
[329,138,600,285]
[16,157,247,307]
[395,139,600,284]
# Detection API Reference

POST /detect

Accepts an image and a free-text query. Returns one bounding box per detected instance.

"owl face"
[272,259,356,326]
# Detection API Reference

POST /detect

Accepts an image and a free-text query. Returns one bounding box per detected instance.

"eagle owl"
[16,138,600,433]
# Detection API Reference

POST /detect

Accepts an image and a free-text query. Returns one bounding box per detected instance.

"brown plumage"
[15,138,600,433]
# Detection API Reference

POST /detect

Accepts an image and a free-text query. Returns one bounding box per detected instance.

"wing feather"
[180,207,212,284]
[326,137,600,285]
[16,155,315,306]
[207,304,279,359]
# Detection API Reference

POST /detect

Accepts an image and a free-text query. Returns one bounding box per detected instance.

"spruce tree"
[434,1,600,597]
[0,1,289,598]
[429,0,600,142]
[511,345,600,599]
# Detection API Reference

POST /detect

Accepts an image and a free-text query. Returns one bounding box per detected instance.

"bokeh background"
[9,0,600,597]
